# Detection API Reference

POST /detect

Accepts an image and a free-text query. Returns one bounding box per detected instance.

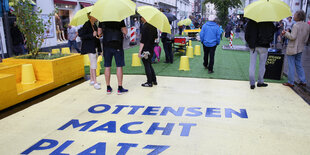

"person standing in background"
[67,24,81,53]
[200,15,221,74]
[138,17,158,87]
[11,21,25,55]
[78,14,102,90]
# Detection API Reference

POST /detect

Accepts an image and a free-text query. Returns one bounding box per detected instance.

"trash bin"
[264,49,284,80]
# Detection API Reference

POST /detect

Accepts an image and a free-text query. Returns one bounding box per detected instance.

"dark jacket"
[78,21,102,54]
[11,26,24,46]
[245,19,275,48]
[141,23,158,54]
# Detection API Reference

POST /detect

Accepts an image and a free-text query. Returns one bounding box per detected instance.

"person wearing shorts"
[78,14,102,90]
[98,20,128,95]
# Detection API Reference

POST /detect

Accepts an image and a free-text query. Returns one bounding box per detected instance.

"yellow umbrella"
[177,20,184,26]
[137,6,171,34]
[183,18,192,26]
[90,0,136,22]
[9,0,36,6]
[70,6,93,26]
[244,0,292,22]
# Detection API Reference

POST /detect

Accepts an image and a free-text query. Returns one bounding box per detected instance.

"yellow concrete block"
[61,47,71,54]
[96,61,101,76]
[131,53,141,67]
[179,56,190,71]
[21,64,36,85]
[84,55,90,66]
[0,74,18,110]
[194,45,201,56]
[186,46,194,58]
[189,40,192,46]
[52,49,60,54]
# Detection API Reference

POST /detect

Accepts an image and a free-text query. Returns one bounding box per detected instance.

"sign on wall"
[41,14,55,38]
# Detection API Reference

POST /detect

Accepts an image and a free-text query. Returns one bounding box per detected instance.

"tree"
[202,0,242,27]
[12,0,54,57]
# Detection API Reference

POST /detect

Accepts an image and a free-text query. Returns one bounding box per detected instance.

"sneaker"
[141,82,152,87]
[250,85,255,89]
[118,88,128,95]
[94,83,101,90]
[90,81,101,86]
[107,87,113,94]
[298,82,307,87]
[282,83,294,88]
[208,70,214,74]
[153,81,158,85]
[257,83,268,87]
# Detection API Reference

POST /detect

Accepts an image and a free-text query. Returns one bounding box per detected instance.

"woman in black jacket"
[78,14,102,90]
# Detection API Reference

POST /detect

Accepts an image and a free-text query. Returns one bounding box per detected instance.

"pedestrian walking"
[67,24,81,53]
[235,25,241,39]
[282,10,310,88]
[245,19,275,89]
[224,22,233,39]
[78,14,102,90]
[138,17,158,87]
[98,20,128,94]
[200,15,221,74]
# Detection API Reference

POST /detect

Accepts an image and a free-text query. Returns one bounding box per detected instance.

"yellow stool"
[96,61,101,76]
[131,53,141,66]
[189,40,192,47]
[179,56,190,71]
[186,46,194,58]
[83,55,90,66]
[21,64,36,84]
[51,49,60,54]
[61,47,70,54]
[194,45,201,56]
[98,55,103,62]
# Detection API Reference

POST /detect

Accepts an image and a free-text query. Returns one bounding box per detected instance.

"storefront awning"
[80,2,93,8]
[54,0,77,5]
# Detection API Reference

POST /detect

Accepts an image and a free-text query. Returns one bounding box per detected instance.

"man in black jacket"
[245,19,275,89]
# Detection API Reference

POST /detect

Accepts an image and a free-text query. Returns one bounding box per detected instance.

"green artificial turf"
[85,37,287,83]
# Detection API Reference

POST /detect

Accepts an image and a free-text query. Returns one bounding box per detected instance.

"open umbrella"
[70,6,93,26]
[177,20,184,26]
[163,12,177,22]
[137,6,171,34]
[90,0,136,22]
[183,18,192,26]
[244,0,292,22]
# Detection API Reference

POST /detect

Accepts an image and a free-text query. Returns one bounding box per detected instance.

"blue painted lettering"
[50,140,74,155]
[58,119,97,131]
[88,104,111,114]
[89,121,116,133]
[185,107,203,117]
[143,145,170,155]
[112,105,129,114]
[205,108,221,117]
[179,123,197,136]
[116,143,138,155]
[225,108,248,118]
[160,107,185,116]
[142,106,161,116]
[77,142,106,155]
[120,122,143,134]
[21,139,58,154]
[146,123,175,135]
[128,106,145,115]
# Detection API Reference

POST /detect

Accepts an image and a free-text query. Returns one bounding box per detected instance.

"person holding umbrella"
[78,13,102,90]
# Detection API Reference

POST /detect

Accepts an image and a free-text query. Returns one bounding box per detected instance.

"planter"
[0,53,84,110]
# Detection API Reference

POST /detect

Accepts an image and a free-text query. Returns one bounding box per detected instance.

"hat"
[208,15,217,21]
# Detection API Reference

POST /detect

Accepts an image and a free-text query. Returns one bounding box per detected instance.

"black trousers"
[142,57,157,83]
[203,45,217,71]
[162,39,173,63]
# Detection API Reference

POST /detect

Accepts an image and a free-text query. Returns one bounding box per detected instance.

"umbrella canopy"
[177,20,184,26]
[244,0,292,22]
[163,12,177,22]
[137,6,171,34]
[90,0,136,22]
[183,18,192,26]
[70,6,93,26]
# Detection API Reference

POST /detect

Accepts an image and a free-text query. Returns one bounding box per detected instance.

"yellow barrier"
[61,47,71,54]
[131,53,141,66]
[83,54,90,66]
[194,45,201,56]
[189,40,192,47]
[179,56,190,71]
[52,49,60,54]
[21,64,36,84]
[96,61,101,76]
[186,46,194,58]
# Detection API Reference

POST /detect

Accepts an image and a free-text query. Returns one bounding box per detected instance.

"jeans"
[162,39,173,63]
[249,47,268,85]
[68,40,81,53]
[203,45,217,71]
[287,52,306,85]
